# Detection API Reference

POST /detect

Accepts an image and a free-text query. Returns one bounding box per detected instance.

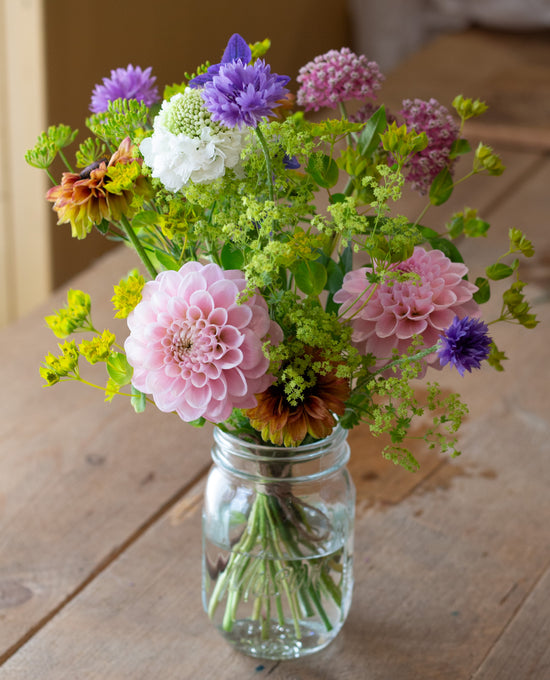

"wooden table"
[1,30,550,679]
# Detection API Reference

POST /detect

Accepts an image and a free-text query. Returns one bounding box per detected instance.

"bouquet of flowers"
[27,33,537,655]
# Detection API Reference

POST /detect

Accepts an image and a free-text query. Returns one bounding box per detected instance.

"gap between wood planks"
[0,465,210,667]
[474,150,550,218]
[2,146,547,670]
[470,552,550,679]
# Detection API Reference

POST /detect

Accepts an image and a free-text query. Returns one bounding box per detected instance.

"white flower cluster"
[140,88,245,191]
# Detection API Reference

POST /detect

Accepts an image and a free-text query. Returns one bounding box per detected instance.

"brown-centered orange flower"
[46,137,150,239]
[245,354,350,447]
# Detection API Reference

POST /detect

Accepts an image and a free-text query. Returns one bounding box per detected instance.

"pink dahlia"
[400,98,459,194]
[296,47,383,112]
[124,262,283,423]
[334,247,479,369]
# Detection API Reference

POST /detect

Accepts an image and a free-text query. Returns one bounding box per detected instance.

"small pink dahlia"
[400,98,460,194]
[296,47,384,112]
[124,262,283,423]
[334,247,479,368]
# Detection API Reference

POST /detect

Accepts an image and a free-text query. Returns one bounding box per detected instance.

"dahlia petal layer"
[125,262,282,423]
[335,246,480,369]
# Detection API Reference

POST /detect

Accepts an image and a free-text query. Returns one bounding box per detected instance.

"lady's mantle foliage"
[31,33,538,466]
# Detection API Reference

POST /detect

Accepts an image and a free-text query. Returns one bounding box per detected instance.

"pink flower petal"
[335,246,479,371]
[125,261,282,424]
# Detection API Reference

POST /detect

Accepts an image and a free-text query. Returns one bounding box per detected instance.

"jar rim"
[213,423,348,464]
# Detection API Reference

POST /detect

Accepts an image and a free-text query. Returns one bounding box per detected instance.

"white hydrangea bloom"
[140,89,245,192]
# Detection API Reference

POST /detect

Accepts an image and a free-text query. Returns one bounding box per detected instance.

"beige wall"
[0,0,50,327]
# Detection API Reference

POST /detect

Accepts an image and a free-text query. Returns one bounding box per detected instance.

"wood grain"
[0,247,213,662]
[1,28,550,679]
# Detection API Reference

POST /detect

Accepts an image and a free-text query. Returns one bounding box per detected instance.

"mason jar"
[202,424,355,660]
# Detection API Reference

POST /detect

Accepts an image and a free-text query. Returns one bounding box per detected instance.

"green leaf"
[221,242,245,269]
[95,218,110,235]
[329,193,346,204]
[487,342,507,372]
[486,262,514,281]
[107,352,133,386]
[418,227,464,263]
[448,138,471,159]
[464,217,490,238]
[473,277,490,304]
[509,228,535,257]
[357,105,387,157]
[132,211,159,230]
[339,244,353,276]
[153,250,179,271]
[429,166,454,206]
[131,386,147,413]
[293,260,327,296]
[306,152,339,188]
[325,259,344,294]
[447,214,464,239]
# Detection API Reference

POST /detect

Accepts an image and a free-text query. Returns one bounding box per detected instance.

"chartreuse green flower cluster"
[337,337,470,471]
[25,124,78,181]
[40,281,147,410]
[30,29,537,471]
[112,269,145,318]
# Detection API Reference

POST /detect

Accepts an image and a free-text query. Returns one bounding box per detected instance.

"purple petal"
[222,33,251,64]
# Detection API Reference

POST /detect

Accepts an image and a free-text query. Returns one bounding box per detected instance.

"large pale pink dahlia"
[124,262,283,423]
[334,247,479,368]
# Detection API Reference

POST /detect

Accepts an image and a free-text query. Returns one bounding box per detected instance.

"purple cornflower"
[189,33,251,88]
[201,59,290,129]
[90,65,160,114]
[400,98,459,194]
[437,316,492,377]
[296,47,383,112]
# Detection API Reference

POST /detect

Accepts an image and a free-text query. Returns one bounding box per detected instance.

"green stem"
[207,490,342,638]
[119,214,158,279]
[58,149,74,173]
[255,126,274,203]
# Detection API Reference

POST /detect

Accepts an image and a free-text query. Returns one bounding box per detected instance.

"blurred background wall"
[1,0,549,327]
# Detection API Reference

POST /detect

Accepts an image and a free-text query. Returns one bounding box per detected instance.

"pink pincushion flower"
[400,98,460,194]
[124,262,283,423]
[296,47,383,112]
[334,247,479,369]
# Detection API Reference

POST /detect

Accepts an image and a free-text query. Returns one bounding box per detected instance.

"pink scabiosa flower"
[90,65,160,114]
[296,47,383,112]
[400,98,459,194]
[124,262,283,423]
[334,246,479,370]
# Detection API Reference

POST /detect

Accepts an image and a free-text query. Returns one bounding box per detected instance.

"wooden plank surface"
[1,301,548,679]
[380,28,550,139]
[472,566,550,680]
[1,152,548,679]
[0,246,214,663]
[1,28,550,679]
